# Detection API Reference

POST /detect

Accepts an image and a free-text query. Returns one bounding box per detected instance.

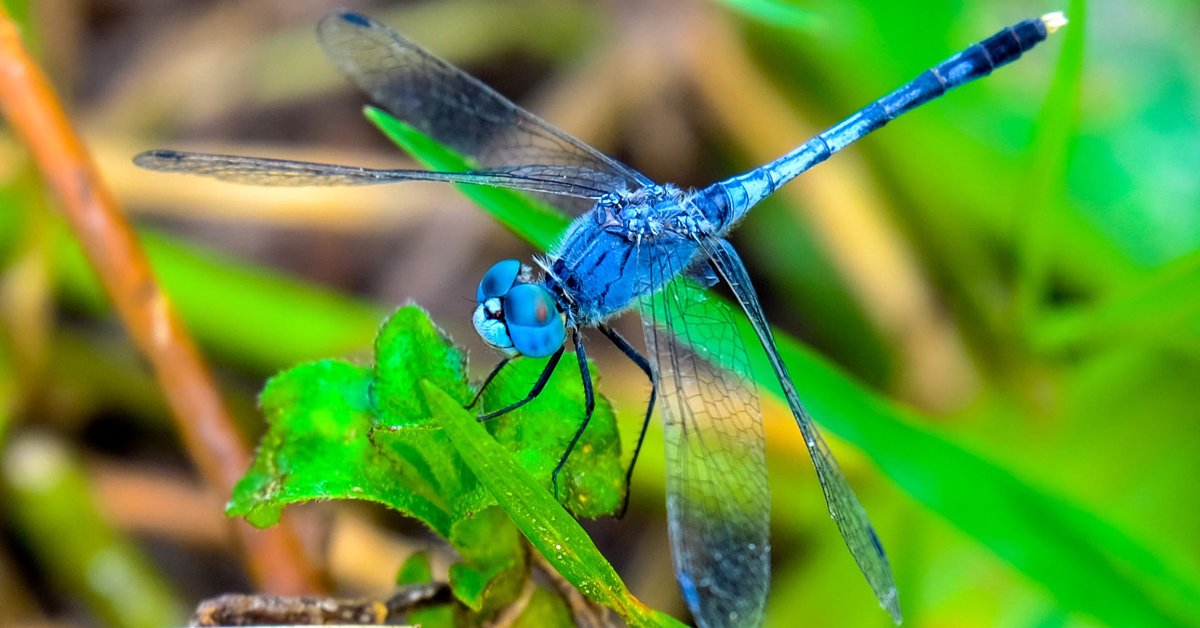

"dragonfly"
[136,10,1065,626]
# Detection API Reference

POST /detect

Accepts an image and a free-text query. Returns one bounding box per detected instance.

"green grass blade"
[713,0,821,30]
[421,381,684,628]
[364,106,569,249]
[1012,0,1088,328]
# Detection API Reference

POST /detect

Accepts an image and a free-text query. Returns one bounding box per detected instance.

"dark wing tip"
[330,10,372,28]
[133,149,182,168]
[317,11,378,49]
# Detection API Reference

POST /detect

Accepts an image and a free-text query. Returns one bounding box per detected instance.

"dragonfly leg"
[551,331,595,501]
[598,325,656,518]
[476,346,564,422]
[466,356,511,410]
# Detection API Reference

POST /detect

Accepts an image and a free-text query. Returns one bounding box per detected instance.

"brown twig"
[0,7,321,594]
[189,586,452,626]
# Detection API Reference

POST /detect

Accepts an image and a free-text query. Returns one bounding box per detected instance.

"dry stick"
[0,8,322,594]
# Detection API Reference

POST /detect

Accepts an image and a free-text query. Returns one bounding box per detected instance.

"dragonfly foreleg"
[466,356,511,410]
[551,331,596,501]
[598,324,656,518]
[475,346,565,422]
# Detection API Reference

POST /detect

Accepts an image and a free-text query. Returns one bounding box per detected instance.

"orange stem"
[0,7,322,594]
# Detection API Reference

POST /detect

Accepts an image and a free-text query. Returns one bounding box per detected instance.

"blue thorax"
[542,184,731,326]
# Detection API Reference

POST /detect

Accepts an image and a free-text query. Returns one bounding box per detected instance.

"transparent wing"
[639,260,771,627]
[132,149,612,198]
[318,11,654,214]
[701,235,902,624]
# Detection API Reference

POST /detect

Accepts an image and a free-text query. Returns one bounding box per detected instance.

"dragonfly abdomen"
[712,13,1063,224]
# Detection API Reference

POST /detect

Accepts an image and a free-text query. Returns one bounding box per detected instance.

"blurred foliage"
[1,434,187,627]
[0,0,1196,626]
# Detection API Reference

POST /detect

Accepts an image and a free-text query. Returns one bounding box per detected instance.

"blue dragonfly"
[136,10,1065,626]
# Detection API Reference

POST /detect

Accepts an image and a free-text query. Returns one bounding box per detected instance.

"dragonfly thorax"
[541,185,723,326]
[593,184,713,241]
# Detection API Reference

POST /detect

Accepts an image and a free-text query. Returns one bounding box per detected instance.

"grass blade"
[1012,0,1088,328]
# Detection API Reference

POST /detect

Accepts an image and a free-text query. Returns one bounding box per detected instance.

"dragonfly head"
[473,260,565,358]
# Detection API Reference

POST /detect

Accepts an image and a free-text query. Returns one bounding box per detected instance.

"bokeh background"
[1,0,1197,626]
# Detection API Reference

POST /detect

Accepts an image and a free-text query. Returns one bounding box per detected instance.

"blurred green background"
[1,0,1197,626]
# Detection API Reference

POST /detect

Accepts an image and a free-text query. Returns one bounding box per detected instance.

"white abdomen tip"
[1041,11,1068,33]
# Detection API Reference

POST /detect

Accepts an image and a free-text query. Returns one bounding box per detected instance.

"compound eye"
[503,284,565,358]
[477,259,522,303]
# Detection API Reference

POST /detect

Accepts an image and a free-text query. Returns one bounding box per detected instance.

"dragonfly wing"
[701,235,902,624]
[639,263,770,627]
[132,149,611,197]
[318,11,653,215]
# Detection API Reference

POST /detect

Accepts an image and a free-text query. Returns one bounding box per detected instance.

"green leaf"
[421,381,684,628]
[447,507,526,612]
[364,308,489,522]
[231,304,629,616]
[513,586,575,628]
[230,306,504,610]
[408,604,456,628]
[227,357,454,533]
[396,551,433,585]
[373,304,474,421]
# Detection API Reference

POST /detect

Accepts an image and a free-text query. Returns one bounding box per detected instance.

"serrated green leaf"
[373,304,473,422]
[368,307,488,518]
[227,358,453,534]
[232,303,631,616]
[421,381,683,628]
